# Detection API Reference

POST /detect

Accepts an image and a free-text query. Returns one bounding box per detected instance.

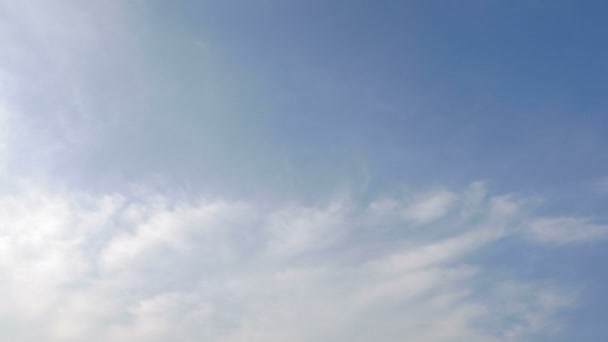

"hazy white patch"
[489,194,524,219]
[265,200,348,256]
[494,283,577,341]
[460,181,488,219]
[401,190,457,224]
[100,201,248,272]
[357,265,479,306]
[372,227,505,275]
[368,197,399,216]
[526,217,608,245]
[594,176,608,194]
[0,0,143,182]
[0,103,8,171]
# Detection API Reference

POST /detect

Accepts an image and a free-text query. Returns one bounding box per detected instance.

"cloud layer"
[0,181,598,341]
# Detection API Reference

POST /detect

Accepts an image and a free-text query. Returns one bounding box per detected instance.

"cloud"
[265,200,348,256]
[525,217,608,245]
[401,190,457,224]
[0,180,589,341]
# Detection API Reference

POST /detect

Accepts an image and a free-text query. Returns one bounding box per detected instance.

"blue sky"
[0,1,607,341]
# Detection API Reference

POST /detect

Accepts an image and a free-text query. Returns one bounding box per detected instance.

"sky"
[0,0,607,341]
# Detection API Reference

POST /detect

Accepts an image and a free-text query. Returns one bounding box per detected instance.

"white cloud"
[265,200,348,256]
[526,217,608,245]
[0,180,590,341]
[371,227,505,275]
[402,190,457,224]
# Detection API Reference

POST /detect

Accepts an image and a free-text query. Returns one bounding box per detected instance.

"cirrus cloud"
[0,180,594,341]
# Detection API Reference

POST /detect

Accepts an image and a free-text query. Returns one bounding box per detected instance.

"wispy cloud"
[0,180,585,341]
[525,217,608,245]
[401,189,457,224]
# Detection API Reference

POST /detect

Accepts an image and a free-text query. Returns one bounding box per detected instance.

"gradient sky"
[1,1,608,341]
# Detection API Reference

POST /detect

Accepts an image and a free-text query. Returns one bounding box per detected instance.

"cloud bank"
[0,180,600,341]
